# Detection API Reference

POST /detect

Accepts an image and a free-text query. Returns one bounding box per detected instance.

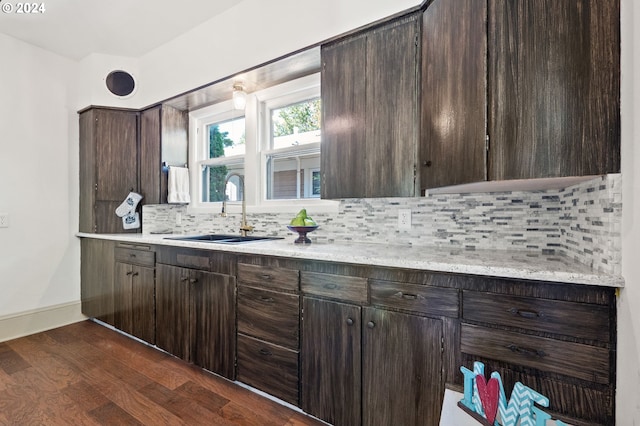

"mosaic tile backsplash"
[143,174,622,275]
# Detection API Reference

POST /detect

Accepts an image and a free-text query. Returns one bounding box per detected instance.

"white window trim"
[187,74,338,216]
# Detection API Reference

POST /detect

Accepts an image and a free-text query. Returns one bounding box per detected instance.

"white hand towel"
[167,166,191,204]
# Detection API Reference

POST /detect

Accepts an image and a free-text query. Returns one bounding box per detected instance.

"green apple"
[290,217,305,226]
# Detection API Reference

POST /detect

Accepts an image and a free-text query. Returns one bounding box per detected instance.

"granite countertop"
[76,232,624,288]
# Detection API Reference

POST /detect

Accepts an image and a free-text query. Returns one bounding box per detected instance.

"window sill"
[186,198,340,216]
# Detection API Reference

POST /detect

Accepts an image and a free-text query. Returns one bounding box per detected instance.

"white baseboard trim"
[0,301,88,342]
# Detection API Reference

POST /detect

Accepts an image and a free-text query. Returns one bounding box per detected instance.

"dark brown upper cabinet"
[79,107,139,233]
[140,104,188,204]
[488,0,620,180]
[321,13,420,199]
[420,0,488,191]
[80,104,188,233]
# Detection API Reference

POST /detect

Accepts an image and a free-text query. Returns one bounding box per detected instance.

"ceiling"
[0,0,245,60]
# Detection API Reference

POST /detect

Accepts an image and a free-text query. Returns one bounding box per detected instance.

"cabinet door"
[320,35,367,199]
[113,261,134,335]
[155,264,190,361]
[79,111,97,233]
[140,105,188,205]
[301,297,361,426]
[488,0,620,180]
[79,108,139,234]
[131,265,155,344]
[80,238,115,325]
[140,106,162,205]
[421,0,487,190]
[94,109,138,201]
[366,15,420,197]
[190,270,236,380]
[362,308,443,426]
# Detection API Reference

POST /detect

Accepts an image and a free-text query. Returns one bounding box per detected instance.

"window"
[188,73,337,214]
[201,116,245,202]
[264,97,321,200]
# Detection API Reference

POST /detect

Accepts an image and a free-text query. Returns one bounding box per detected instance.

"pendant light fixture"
[232,83,247,110]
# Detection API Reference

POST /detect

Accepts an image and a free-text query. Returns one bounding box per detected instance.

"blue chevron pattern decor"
[458,361,570,426]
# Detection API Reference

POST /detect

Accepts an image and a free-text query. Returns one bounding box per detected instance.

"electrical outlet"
[398,209,411,230]
[0,213,8,228]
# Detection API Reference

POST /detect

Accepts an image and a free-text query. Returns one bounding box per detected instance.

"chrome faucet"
[220,172,254,237]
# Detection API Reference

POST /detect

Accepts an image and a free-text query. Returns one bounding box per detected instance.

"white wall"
[75,53,141,110]
[92,0,420,108]
[618,0,640,423]
[0,33,81,319]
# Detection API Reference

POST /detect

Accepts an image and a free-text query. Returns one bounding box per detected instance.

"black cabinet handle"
[126,271,133,276]
[423,160,432,167]
[131,272,139,277]
[180,277,189,282]
[324,283,338,290]
[259,348,272,356]
[401,293,418,300]
[509,308,541,319]
[260,274,273,280]
[129,253,137,258]
[190,278,198,284]
[367,321,375,329]
[507,344,546,358]
[346,318,354,326]
[259,296,274,303]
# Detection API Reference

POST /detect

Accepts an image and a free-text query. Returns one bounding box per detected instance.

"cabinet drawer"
[237,286,300,349]
[460,323,610,384]
[370,279,459,317]
[462,291,610,342]
[300,271,367,303]
[237,263,299,292]
[237,334,299,406]
[114,247,155,267]
[156,247,210,270]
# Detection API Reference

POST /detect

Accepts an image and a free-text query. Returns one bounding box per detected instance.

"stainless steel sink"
[164,234,282,244]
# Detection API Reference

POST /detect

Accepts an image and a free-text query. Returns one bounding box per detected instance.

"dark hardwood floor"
[0,320,324,425]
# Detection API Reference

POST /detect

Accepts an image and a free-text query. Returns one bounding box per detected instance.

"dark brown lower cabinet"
[302,297,362,426]
[237,334,299,405]
[302,297,443,426]
[191,269,236,378]
[80,238,115,325]
[114,262,155,344]
[155,263,236,379]
[362,307,443,426]
[156,263,190,360]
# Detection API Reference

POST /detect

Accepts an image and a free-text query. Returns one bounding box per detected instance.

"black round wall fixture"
[105,70,136,97]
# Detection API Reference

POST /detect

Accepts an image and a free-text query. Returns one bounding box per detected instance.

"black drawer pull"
[324,283,338,290]
[367,321,376,329]
[131,272,139,277]
[346,318,354,326]
[509,308,541,319]
[259,296,274,303]
[260,274,273,280]
[190,278,198,284]
[507,344,546,358]
[126,271,133,276]
[180,276,189,282]
[401,293,418,300]
[259,348,272,356]
[129,253,137,258]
